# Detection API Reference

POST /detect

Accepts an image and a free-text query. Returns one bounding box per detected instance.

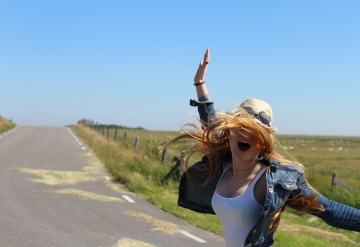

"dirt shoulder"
[279,219,359,245]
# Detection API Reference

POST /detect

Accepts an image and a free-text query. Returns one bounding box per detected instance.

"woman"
[167,49,360,246]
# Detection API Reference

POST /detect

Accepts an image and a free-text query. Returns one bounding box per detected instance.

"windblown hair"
[166,105,304,179]
[165,105,324,231]
[269,193,324,234]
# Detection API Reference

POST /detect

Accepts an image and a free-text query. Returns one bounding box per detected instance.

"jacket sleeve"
[292,174,360,231]
[190,95,216,128]
[312,194,360,231]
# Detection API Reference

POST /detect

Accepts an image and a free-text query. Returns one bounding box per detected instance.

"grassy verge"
[71,124,222,234]
[72,124,360,246]
[0,116,16,133]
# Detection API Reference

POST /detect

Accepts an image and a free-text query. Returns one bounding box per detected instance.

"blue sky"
[1,1,359,136]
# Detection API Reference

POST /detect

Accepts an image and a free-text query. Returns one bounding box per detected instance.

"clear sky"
[1,1,359,136]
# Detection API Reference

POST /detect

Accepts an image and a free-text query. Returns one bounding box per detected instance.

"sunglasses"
[242,106,272,126]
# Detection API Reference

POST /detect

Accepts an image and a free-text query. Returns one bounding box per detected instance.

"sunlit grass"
[0,116,16,134]
[126,211,180,234]
[53,189,125,202]
[17,168,95,185]
[112,238,157,247]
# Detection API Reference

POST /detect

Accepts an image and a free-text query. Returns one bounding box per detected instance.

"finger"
[204,48,210,64]
[198,60,203,68]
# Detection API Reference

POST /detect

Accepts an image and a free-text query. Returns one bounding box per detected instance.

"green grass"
[0,116,16,133]
[274,230,358,247]
[276,135,360,191]
[72,124,360,246]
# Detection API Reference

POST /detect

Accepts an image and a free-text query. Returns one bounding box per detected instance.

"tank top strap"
[247,167,267,191]
[215,163,233,188]
[224,163,233,174]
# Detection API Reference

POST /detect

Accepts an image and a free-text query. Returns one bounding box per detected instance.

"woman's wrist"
[194,81,205,86]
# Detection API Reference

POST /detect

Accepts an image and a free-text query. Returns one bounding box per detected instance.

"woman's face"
[227,128,262,163]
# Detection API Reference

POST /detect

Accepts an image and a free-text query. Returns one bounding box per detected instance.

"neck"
[232,162,258,171]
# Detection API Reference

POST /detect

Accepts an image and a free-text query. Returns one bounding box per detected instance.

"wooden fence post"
[114,127,118,141]
[161,147,167,163]
[134,136,139,149]
[331,173,337,191]
[332,173,337,185]
[161,152,183,184]
[180,151,186,174]
[107,127,110,139]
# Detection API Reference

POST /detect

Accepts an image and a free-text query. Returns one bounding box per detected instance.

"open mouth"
[238,141,251,151]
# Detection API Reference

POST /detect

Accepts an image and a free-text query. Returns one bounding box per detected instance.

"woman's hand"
[194,48,210,84]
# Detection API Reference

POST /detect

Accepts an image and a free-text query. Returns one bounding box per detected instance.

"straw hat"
[240,98,278,133]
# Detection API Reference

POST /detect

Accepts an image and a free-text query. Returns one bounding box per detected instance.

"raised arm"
[190,49,216,126]
[194,48,210,99]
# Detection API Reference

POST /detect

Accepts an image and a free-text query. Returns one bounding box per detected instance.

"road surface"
[0,126,225,247]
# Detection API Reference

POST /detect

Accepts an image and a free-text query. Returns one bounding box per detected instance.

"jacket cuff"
[190,95,213,107]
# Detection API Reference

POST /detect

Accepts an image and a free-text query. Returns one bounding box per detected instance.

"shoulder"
[268,159,304,175]
[268,160,304,184]
[267,159,306,190]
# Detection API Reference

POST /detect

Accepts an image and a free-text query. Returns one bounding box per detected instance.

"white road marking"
[122,195,135,203]
[67,128,85,150]
[180,230,207,243]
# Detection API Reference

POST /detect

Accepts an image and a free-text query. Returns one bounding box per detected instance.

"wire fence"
[331,173,357,192]
[78,119,358,191]
[77,118,185,183]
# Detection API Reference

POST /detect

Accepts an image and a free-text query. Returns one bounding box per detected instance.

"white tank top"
[211,165,266,247]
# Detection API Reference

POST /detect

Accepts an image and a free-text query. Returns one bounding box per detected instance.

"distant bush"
[0,117,16,133]
[107,124,145,130]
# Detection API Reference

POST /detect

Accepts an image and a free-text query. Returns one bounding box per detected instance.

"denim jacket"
[179,95,360,246]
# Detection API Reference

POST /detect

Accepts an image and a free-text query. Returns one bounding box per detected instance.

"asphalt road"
[0,126,225,247]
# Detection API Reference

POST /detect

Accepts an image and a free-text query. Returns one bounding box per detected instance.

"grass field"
[275,135,360,191]
[73,124,360,246]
